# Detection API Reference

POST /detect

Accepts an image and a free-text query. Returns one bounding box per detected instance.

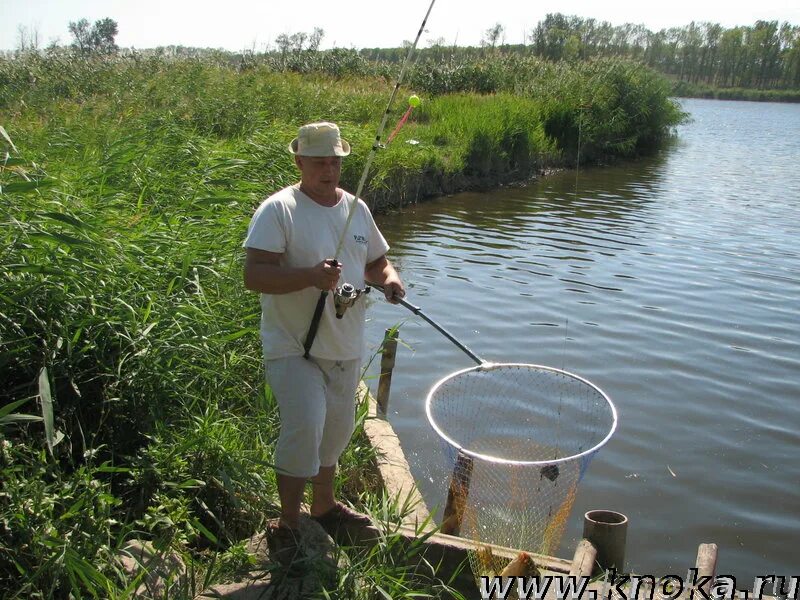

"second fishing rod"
[302,0,437,359]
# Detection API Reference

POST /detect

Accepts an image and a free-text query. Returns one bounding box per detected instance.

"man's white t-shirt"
[243,185,389,361]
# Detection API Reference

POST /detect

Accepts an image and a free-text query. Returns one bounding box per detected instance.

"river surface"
[363,98,800,582]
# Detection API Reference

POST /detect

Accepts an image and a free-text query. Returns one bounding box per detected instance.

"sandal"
[266,519,306,570]
[310,502,372,533]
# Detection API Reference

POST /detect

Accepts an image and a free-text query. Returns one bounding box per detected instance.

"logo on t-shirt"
[353,234,368,245]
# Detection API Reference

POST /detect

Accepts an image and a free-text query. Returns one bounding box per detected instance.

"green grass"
[0,50,684,596]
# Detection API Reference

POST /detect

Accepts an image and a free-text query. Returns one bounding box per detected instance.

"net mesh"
[423,363,616,577]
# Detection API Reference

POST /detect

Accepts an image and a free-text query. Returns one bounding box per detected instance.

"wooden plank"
[328,520,574,599]
[695,543,718,596]
[569,539,598,578]
[361,384,431,528]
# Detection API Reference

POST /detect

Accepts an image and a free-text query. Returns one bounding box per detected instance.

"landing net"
[423,362,617,577]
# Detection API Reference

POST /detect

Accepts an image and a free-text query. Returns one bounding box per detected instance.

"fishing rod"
[303,0,437,359]
[366,282,483,366]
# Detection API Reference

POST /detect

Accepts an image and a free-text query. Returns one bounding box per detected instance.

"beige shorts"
[265,355,361,478]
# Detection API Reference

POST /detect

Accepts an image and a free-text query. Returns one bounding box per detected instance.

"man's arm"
[365,255,405,304]
[244,247,341,294]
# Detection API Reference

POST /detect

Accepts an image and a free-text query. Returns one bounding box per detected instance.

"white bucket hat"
[288,122,351,157]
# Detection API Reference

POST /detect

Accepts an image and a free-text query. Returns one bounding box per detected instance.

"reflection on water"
[365,99,800,580]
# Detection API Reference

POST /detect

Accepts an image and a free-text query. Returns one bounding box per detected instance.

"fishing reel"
[333,283,369,319]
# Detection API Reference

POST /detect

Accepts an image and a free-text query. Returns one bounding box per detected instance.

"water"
[363,98,800,580]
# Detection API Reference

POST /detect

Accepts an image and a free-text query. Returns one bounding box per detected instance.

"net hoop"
[425,362,618,467]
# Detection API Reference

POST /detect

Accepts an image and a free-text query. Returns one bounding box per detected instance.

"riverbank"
[0,53,684,596]
[671,80,800,103]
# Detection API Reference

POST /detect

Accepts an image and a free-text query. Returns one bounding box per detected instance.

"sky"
[2,0,800,52]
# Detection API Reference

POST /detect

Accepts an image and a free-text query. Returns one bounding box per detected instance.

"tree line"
[363,14,800,91]
[528,14,800,90]
[11,14,800,91]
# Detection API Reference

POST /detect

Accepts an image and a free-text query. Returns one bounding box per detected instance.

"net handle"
[367,282,484,365]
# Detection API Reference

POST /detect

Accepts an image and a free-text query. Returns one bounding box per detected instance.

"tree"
[275,28,324,54]
[275,33,291,55]
[703,23,723,85]
[16,24,41,52]
[780,24,800,88]
[522,14,799,89]
[68,17,118,54]
[308,27,325,52]
[676,22,703,82]
[644,29,668,70]
[289,32,307,52]
[91,18,119,54]
[784,31,800,87]
[68,18,92,53]
[482,23,504,51]
[750,20,780,88]
[612,22,634,55]
[629,24,649,61]
[718,27,744,86]
[531,14,570,60]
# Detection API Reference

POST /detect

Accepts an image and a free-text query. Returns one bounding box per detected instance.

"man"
[243,122,404,564]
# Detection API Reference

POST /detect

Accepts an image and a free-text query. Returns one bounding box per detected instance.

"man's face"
[296,155,342,196]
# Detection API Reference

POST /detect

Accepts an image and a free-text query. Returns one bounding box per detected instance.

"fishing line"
[332,1,435,260]
[302,0,437,358]
[386,105,416,144]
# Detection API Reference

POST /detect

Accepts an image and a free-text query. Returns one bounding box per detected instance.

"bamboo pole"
[440,451,474,536]
[376,328,398,416]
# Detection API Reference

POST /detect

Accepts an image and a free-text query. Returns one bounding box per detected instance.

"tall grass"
[0,50,683,596]
[1,122,279,594]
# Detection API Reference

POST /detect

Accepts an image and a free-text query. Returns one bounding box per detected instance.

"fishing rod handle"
[303,290,328,359]
[303,259,340,359]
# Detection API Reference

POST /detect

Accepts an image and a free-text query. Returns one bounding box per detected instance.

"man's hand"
[244,248,342,295]
[365,255,405,304]
[310,258,342,292]
[381,275,405,304]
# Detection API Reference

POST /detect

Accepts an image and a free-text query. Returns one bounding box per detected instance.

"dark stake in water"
[365,98,800,581]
